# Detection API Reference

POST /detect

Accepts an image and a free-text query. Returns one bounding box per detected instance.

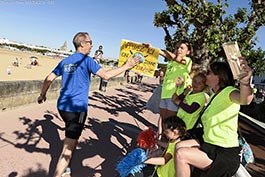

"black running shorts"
[58,110,87,139]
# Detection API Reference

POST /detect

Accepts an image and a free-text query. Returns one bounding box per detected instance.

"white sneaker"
[62,167,71,177]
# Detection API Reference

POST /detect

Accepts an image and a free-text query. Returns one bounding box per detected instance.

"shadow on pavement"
[0,114,63,177]
[1,81,159,177]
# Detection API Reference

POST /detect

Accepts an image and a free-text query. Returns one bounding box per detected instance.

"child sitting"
[129,115,187,177]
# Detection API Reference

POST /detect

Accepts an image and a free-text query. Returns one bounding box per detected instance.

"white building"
[0,37,73,56]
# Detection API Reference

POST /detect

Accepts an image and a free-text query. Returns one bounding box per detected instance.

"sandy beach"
[0,47,122,82]
[0,48,63,81]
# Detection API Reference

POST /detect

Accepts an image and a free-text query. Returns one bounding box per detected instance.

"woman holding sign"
[148,40,193,139]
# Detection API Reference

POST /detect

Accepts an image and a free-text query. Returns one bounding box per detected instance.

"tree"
[154,0,265,75]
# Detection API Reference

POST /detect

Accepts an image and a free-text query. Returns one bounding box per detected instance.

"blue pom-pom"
[133,52,145,63]
[116,148,147,177]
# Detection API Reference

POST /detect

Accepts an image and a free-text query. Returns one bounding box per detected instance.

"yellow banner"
[118,39,159,76]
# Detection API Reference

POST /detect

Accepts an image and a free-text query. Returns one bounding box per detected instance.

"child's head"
[174,40,193,58]
[192,72,207,93]
[163,115,186,141]
[190,63,200,79]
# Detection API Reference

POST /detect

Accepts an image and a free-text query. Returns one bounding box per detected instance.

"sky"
[0,0,264,63]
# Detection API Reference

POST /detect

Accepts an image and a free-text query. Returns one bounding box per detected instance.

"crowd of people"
[140,40,254,177]
[37,31,254,177]
[124,70,143,84]
[11,56,39,70]
[7,56,40,75]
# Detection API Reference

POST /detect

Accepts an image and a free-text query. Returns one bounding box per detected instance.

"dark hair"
[210,62,235,88]
[72,32,89,50]
[194,72,207,84]
[163,116,187,140]
[174,40,193,57]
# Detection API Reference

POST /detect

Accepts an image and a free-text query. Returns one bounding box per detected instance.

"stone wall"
[0,76,126,111]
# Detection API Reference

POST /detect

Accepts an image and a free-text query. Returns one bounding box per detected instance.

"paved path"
[0,77,160,177]
[0,77,264,177]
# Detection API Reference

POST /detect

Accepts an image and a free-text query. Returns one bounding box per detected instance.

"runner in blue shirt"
[37,32,140,177]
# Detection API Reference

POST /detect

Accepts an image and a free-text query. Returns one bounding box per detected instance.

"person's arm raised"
[159,49,177,61]
[230,57,254,105]
[96,55,140,80]
[143,43,185,64]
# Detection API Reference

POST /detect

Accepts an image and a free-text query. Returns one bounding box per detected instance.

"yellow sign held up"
[118,39,159,76]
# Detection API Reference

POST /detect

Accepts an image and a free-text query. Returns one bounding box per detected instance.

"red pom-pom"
[137,127,157,149]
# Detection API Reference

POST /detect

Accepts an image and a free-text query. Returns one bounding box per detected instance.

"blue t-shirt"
[52,52,101,112]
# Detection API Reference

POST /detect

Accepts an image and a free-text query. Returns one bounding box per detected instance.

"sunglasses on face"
[84,40,93,45]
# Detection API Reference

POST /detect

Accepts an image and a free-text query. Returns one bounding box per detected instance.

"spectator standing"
[124,69,130,83]
[7,66,12,75]
[93,45,109,91]
[93,45,104,64]
[145,40,193,139]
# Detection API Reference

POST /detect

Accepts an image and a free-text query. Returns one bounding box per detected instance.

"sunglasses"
[84,40,92,45]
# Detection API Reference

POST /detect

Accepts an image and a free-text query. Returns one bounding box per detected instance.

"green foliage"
[247,48,265,76]
[154,0,265,74]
